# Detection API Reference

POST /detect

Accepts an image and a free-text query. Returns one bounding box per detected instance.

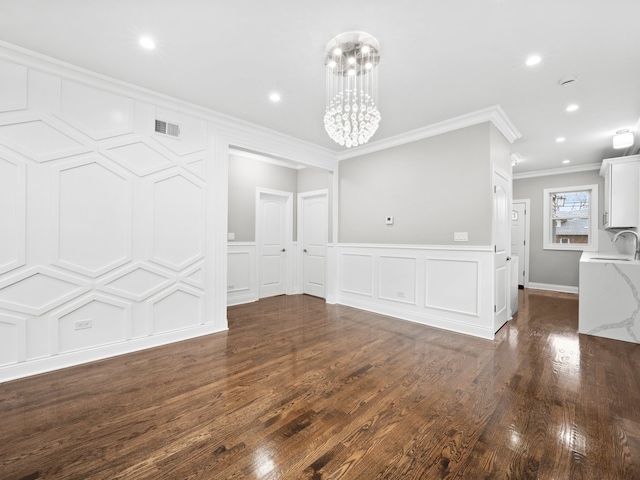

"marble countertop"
[580,251,638,264]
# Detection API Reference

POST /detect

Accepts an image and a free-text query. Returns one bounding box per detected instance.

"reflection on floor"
[1,289,639,479]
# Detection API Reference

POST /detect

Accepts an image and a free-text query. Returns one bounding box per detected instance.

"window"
[543,184,598,251]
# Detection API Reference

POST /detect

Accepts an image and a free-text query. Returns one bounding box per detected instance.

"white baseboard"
[0,324,226,384]
[227,293,258,306]
[527,282,579,294]
[337,296,494,340]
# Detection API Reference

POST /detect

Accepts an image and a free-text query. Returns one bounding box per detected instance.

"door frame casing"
[512,198,531,289]
[255,188,294,298]
[297,189,328,296]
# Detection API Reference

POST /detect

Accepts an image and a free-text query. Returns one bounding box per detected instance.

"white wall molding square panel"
[425,258,479,316]
[148,284,204,334]
[0,312,26,366]
[56,80,134,140]
[152,107,208,156]
[51,156,133,278]
[50,293,132,355]
[379,255,417,305]
[102,136,177,177]
[150,171,206,271]
[0,59,27,112]
[96,262,175,302]
[0,267,90,316]
[0,113,92,162]
[227,244,256,306]
[0,149,26,275]
[340,252,373,296]
[180,261,205,290]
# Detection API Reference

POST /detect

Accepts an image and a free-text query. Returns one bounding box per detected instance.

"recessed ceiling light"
[556,137,566,143]
[139,37,156,50]
[566,104,579,112]
[269,93,281,102]
[562,159,571,164]
[526,55,541,66]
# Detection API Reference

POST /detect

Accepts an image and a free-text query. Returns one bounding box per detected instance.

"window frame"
[542,184,599,252]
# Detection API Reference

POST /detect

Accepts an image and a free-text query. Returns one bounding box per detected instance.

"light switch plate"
[227,232,235,241]
[454,232,468,241]
[385,216,394,225]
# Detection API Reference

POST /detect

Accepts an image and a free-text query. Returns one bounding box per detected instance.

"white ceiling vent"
[155,119,180,138]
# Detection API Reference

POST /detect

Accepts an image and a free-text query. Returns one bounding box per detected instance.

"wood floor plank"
[1,290,640,479]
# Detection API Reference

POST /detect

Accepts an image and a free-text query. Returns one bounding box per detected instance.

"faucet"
[612,230,640,260]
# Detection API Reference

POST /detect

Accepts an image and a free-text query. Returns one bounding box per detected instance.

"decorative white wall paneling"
[337,244,497,339]
[0,41,517,381]
[0,44,335,382]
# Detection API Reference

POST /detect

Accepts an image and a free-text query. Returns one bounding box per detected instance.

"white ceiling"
[0,0,639,173]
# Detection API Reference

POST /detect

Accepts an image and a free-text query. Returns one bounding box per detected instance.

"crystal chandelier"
[324,32,381,148]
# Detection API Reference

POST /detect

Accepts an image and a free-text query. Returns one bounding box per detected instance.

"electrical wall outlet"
[227,232,235,241]
[454,232,468,242]
[397,291,405,298]
[75,320,92,330]
[228,284,235,290]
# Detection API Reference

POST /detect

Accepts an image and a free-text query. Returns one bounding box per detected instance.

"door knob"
[506,256,511,261]
[281,248,286,252]
[303,249,308,253]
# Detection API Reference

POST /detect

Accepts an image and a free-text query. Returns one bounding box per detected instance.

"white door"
[257,191,291,298]
[493,168,511,332]
[511,201,527,287]
[300,191,327,298]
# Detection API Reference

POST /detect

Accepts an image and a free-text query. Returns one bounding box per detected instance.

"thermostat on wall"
[385,216,394,225]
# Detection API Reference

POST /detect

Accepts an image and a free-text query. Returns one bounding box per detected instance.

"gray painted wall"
[339,123,493,245]
[228,154,298,242]
[513,169,604,288]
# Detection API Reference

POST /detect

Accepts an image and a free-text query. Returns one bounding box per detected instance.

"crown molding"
[513,162,601,180]
[0,40,338,172]
[337,105,521,161]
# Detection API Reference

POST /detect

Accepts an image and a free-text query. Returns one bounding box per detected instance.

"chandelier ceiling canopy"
[323,31,381,148]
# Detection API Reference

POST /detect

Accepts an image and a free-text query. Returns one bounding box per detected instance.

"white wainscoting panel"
[337,244,495,339]
[340,252,373,296]
[426,258,478,316]
[379,255,417,305]
[227,243,257,306]
[149,285,204,334]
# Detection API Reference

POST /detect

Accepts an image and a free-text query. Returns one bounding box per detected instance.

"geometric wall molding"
[147,284,204,335]
[180,261,205,289]
[0,58,27,112]
[182,155,207,181]
[50,293,132,355]
[0,113,92,162]
[97,262,175,302]
[102,136,177,177]
[0,267,90,316]
[52,156,133,278]
[0,150,26,276]
[0,312,26,366]
[150,171,206,271]
[56,80,134,140]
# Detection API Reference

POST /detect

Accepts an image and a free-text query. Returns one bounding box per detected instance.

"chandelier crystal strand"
[324,32,380,148]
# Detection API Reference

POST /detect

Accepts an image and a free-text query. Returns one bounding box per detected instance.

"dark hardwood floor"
[1,289,639,479]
